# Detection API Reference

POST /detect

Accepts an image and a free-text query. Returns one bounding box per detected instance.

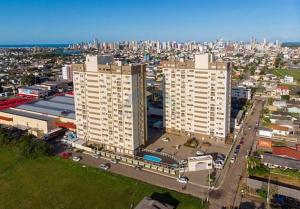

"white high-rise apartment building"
[162,53,231,142]
[73,55,147,155]
[62,64,73,81]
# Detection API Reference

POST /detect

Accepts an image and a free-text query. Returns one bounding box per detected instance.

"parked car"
[162,137,170,142]
[92,154,100,159]
[72,156,81,162]
[110,159,119,164]
[60,151,72,159]
[214,161,223,169]
[99,163,110,171]
[179,159,188,165]
[217,153,226,160]
[177,176,189,184]
[215,159,224,165]
[234,149,240,156]
[135,165,142,171]
[155,147,163,152]
[230,157,235,163]
[196,150,204,156]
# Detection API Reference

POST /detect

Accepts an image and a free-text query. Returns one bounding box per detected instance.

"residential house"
[272,144,300,160]
[258,127,273,138]
[262,154,300,170]
[282,75,294,84]
[267,124,290,136]
[287,104,300,114]
[273,86,289,97]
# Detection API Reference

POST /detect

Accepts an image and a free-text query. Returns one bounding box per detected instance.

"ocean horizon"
[0,44,70,48]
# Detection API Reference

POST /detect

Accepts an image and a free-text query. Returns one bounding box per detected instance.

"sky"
[0,0,299,44]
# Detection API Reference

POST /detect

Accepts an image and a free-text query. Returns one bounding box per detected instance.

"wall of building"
[73,55,146,156]
[162,54,231,142]
[0,111,55,136]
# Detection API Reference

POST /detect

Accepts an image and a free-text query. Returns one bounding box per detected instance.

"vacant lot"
[0,147,204,209]
[272,68,300,81]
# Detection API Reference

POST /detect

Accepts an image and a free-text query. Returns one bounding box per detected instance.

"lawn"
[272,68,300,81]
[0,147,204,209]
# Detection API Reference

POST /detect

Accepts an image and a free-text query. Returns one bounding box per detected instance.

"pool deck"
[137,150,178,165]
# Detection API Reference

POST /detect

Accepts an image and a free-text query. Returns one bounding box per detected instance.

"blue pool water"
[143,155,162,163]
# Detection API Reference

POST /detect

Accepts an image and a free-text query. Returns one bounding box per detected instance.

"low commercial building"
[18,86,48,98]
[36,80,71,93]
[0,96,76,137]
[0,108,55,137]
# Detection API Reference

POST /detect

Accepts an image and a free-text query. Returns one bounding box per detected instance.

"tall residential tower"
[73,55,147,155]
[162,53,231,142]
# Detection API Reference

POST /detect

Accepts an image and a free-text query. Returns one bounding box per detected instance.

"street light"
[206,168,211,202]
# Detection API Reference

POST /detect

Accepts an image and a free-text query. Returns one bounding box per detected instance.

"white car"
[213,161,224,169]
[72,156,81,162]
[177,176,189,184]
[162,137,170,142]
[92,154,100,159]
[99,163,110,171]
[110,159,119,164]
[179,159,188,165]
[215,158,224,164]
[196,150,204,156]
[230,157,235,163]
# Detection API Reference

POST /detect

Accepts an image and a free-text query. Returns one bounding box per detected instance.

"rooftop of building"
[14,96,75,119]
[1,108,54,122]
[18,86,48,91]
[262,153,300,169]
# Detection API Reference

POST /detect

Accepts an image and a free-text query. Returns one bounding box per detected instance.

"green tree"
[267,97,274,105]
[274,54,283,68]
[20,74,36,85]
[281,95,290,101]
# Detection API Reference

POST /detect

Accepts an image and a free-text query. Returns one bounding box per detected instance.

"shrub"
[256,189,267,199]
[0,127,52,158]
[184,138,199,148]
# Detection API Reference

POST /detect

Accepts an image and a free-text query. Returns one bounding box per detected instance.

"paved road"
[208,99,264,209]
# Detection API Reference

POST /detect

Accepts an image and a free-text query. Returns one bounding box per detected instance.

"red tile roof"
[268,124,289,131]
[272,146,300,160]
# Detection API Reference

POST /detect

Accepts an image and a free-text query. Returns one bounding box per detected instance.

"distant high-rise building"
[62,64,73,81]
[161,53,232,142]
[73,55,147,155]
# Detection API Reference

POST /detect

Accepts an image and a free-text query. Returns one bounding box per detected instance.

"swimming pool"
[143,154,162,163]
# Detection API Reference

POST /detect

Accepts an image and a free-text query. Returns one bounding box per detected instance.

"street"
[209,98,264,209]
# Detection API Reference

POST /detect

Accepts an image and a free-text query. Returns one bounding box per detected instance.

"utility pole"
[266,174,271,209]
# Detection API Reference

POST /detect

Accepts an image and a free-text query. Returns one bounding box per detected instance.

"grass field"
[0,147,204,209]
[272,68,300,81]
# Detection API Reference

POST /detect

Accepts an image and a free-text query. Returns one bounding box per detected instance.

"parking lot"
[145,131,233,187]
[146,132,231,161]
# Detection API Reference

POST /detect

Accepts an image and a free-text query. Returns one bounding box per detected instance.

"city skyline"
[0,0,299,44]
